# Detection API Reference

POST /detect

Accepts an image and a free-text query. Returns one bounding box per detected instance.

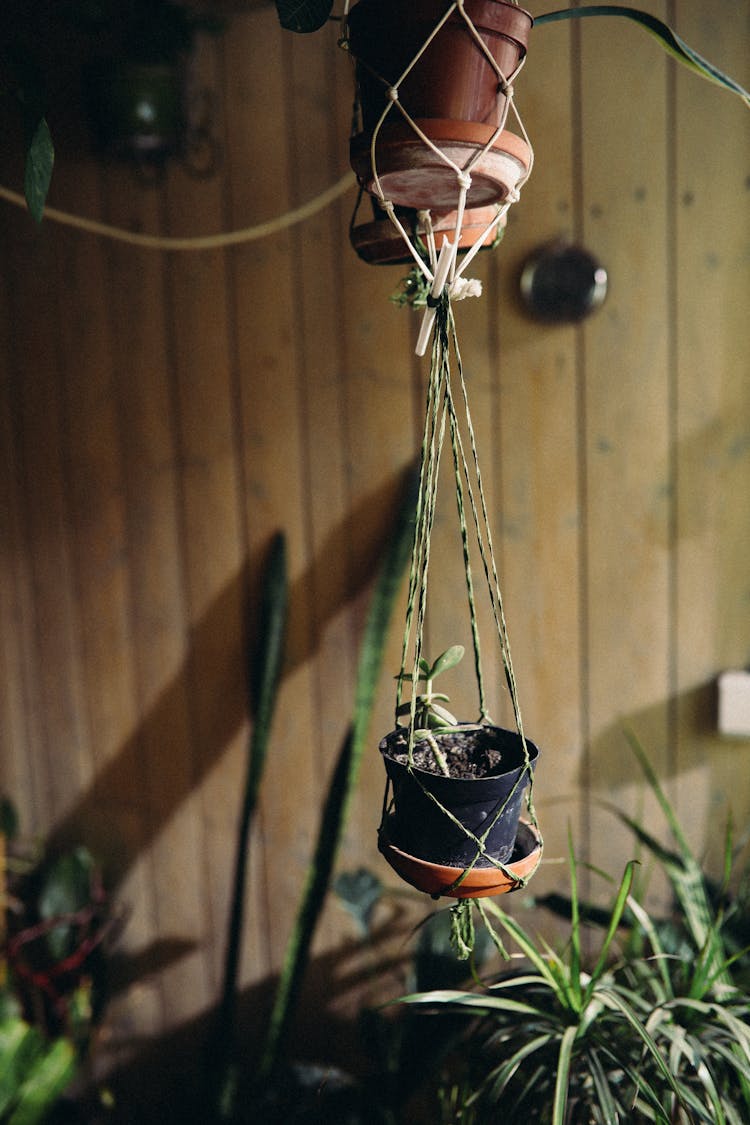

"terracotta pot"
[350,203,507,265]
[380,724,539,869]
[347,0,532,210]
[379,817,542,898]
[347,0,532,132]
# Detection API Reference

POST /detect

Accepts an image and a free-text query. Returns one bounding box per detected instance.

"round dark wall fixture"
[519,241,608,323]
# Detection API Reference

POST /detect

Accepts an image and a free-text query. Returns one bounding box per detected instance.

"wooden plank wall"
[0,0,747,1111]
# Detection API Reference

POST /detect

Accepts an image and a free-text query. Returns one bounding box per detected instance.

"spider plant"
[399,838,696,1124]
[395,740,750,1124]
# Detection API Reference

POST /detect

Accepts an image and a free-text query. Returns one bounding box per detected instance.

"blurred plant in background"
[1,796,118,1123]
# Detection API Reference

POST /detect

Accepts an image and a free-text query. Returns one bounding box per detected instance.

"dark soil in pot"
[380,724,539,868]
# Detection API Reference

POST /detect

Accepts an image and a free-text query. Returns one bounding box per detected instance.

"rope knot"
[499,79,514,99]
[456,170,472,192]
[387,86,399,103]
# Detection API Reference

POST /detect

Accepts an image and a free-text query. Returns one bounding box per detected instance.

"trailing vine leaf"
[536,6,750,108]
[274,0,334,34]
[23,116,54,223]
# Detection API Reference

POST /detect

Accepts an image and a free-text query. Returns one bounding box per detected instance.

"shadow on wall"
[583,679,720,792]
[79,900,420,1125]
[47,464,416,889]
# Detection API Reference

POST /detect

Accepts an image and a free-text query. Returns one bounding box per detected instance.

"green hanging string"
[386,294,540,881]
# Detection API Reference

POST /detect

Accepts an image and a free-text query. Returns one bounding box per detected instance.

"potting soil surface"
[385,727,514,779]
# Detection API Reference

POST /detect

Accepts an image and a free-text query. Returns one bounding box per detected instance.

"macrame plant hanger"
[342,0,535,354]
[341,1,542,901]
[388,293,541,894]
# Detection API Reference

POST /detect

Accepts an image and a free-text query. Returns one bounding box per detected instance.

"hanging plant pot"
[379,724,539,872]
[379,817,541,898]
[347,0,532,210]
[351,203,507,265]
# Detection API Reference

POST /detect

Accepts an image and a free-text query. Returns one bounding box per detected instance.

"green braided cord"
[387,296,542,885]
[401,320,450,765]
[449,311,522,724]
[446,388,487,720]
[447,309,539,828]
[396,330,444,721]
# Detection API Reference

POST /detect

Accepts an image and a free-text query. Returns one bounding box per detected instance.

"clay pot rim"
[378,817,542,899]
[353,119,531,165]
[347,0,534,52]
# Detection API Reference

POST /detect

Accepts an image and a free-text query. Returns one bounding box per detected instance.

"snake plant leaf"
[274,0,333,33]
[212,532,287,1117]
[247,532,288,807]
[536,6,750,108]
[258,465,418,1083]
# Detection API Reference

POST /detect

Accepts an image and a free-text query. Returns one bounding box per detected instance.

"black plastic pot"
[380,724,539,868]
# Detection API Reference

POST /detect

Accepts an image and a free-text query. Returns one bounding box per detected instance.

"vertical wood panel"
[673,0,750,857]
[578,2,672,880]
[496,14,582,901]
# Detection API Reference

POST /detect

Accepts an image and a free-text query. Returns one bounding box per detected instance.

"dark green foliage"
[274,0,334,35]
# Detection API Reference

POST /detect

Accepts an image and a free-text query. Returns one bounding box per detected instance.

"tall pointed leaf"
[552,1025,577,1125]
[212,533,287,1115]
[535,6,750,107]
[258,466,417,1082]
[583,860,638,1006]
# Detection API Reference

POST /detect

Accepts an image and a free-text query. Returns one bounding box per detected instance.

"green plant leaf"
[625,734,731,988]
[0,1020,76,1125]
[0,797,19,839]
[594,986,689,1110]
[535,6,750,107]
[248,533,288,800]
[583,860,638,1006]
[483,902,576,1008]
[258,466,416,1083]
[427,645,465,680]
[552,1024,577,1125]
[37,847,96,962]
[484,1033,554,1104]
[274,0,333,33]
[23,117,54,224]
[212,532,287,1115]
[398,988,549,1020]
[586,1045,619,1125]
[567,827,582,1010]
[9,1037,76,1125]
